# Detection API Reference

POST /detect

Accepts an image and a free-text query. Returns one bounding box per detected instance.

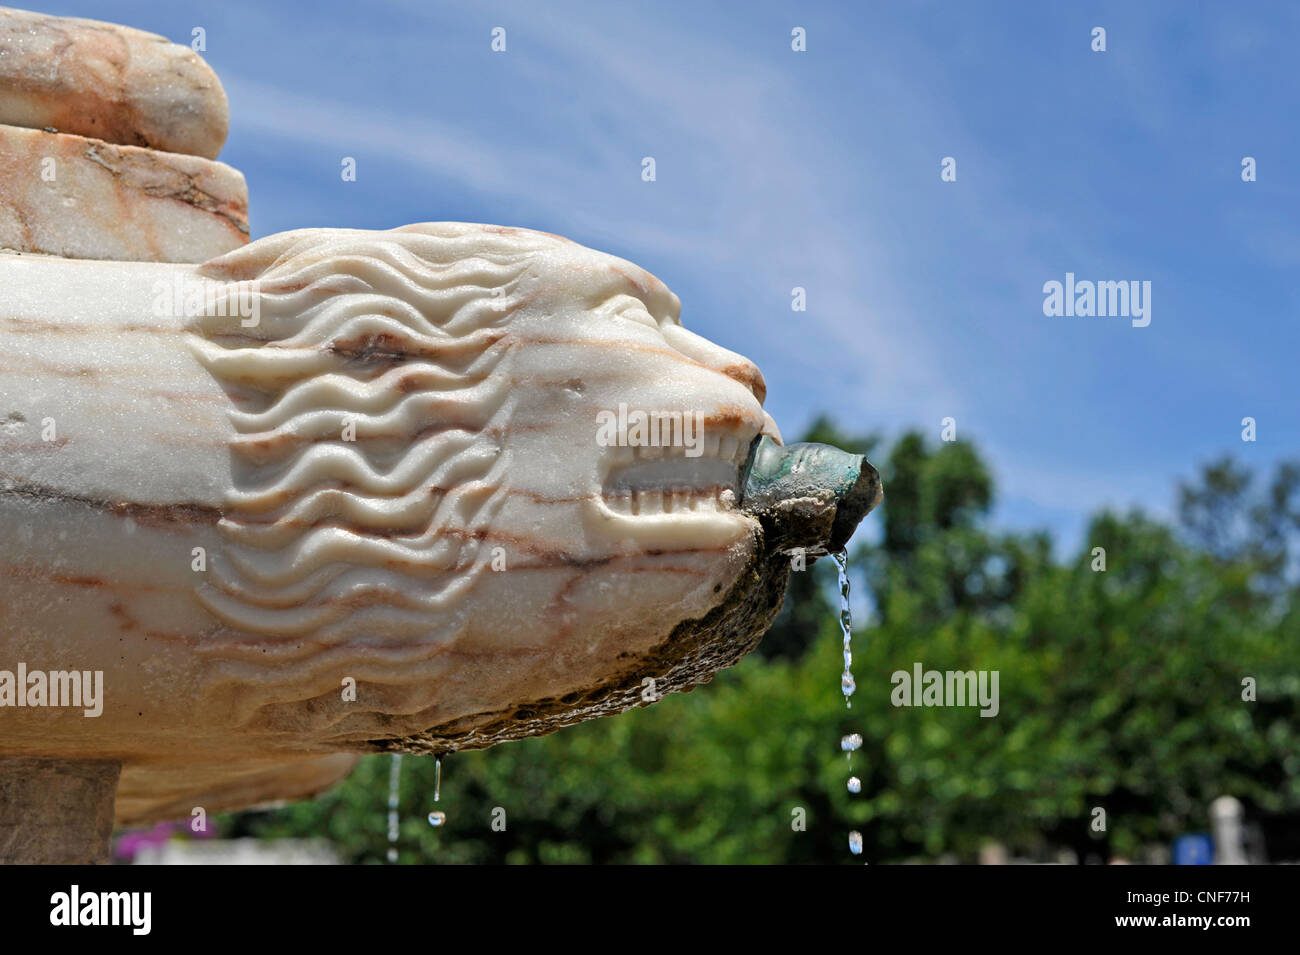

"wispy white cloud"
[199,0,1298,551]
[223,76,532,200]
[223,2,962,448]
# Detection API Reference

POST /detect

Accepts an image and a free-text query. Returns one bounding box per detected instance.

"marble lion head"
[188,222,787,751]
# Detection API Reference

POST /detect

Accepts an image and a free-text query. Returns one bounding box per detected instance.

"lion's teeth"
[611,482,747,515]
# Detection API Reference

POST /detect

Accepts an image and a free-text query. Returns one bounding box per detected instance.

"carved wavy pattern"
[186,224,561,650]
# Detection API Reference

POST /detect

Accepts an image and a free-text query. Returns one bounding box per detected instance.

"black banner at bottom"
[0,863,1283,941]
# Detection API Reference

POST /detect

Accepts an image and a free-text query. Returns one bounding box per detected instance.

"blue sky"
[53,0,1300,553]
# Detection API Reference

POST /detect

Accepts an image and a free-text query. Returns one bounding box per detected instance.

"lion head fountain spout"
[0,220,882,862]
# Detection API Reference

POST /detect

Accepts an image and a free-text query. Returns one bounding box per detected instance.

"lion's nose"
[663,325,767,405]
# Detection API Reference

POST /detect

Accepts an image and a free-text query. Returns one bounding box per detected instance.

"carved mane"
[186,224,565,650]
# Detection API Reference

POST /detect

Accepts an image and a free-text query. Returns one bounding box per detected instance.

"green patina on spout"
[740,436,883,553]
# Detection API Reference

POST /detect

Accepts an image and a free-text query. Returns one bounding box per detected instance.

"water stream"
[834,550,865,861]
[386,753,403,863]
[387,753,448,860]
[835,551,855,708]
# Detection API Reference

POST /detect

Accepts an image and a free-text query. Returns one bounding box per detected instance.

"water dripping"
[427,754,446,828]
[386,753,403,863]
[834,550,865,863]
[833,551,854,708]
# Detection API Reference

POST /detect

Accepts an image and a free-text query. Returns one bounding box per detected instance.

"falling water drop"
[847,776,861,794]
[849,831,863,855]
[426,754,447,828]
[833,550,854,708]
[386,753,403,863]
[840,733,862,753]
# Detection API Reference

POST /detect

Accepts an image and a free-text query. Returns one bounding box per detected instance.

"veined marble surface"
[0,122,248,262]
[0,6,228,159]
[0,223,787,821]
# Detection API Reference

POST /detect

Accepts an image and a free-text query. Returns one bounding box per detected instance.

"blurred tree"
[1178,456,1300,596]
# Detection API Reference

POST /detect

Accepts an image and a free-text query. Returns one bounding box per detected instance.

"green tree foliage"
[221,422,1300,863]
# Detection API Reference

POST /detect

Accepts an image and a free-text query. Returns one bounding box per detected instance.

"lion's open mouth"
[600,430,750,515]
[585,428,759,547]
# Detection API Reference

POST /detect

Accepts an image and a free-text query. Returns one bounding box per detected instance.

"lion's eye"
[604,294,660,332]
